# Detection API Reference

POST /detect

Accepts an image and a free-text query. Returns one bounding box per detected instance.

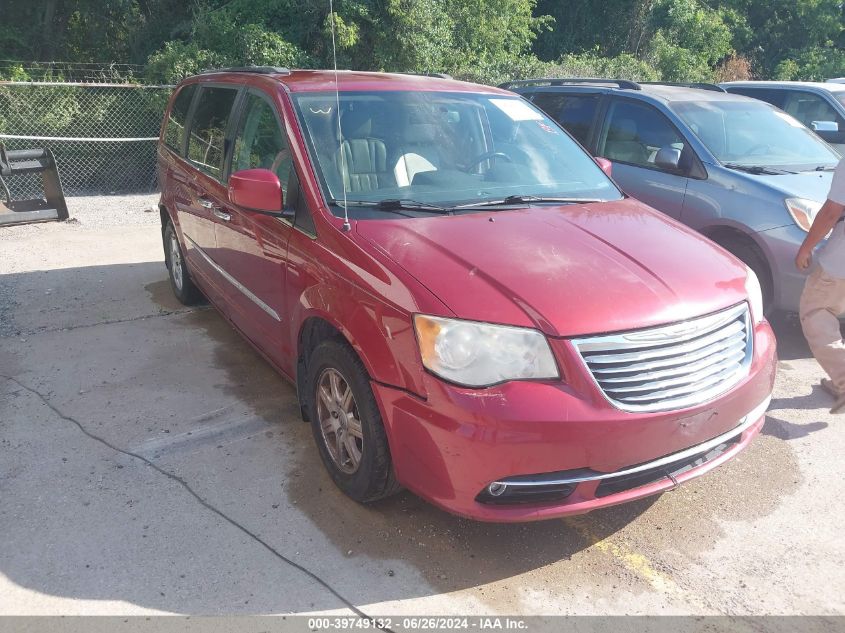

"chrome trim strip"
[184,234,282,322]
[490,394,771,489]
[581,321,746,364]
[576,303,748,351]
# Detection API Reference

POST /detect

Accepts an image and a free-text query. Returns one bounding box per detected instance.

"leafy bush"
[774,48,845,81]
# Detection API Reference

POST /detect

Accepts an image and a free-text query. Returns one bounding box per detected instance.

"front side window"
[530,93,598,146]
[599,100,687,170]
[233,92,292,195]
[291,91,621,218]
[674,99,840,169]
[186,86,238,179]
[781,91,843,129]
[164,84,196,153]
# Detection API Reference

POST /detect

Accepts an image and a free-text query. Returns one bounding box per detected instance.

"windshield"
[673,100,839,169]
[291,91,622,217]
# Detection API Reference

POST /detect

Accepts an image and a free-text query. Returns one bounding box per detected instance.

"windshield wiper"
[328,198,451,217]
[375,199,451,213]
[454,195,604,209]
[723,163,797,175]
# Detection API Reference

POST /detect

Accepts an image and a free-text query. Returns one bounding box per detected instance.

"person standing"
[795,157,845,413]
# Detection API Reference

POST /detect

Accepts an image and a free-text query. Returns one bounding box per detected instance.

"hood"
[355,198,749,338]
[739,170,832,203]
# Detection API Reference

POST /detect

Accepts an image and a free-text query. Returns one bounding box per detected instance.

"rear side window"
[186,86,239,179]
[724,87,786,109]
[164,84,196,153]
[530,93,598,146]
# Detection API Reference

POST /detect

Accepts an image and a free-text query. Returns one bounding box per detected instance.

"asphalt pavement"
[0,195,842,616]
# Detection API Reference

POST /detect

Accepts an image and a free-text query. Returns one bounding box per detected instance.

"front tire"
[164,222,203,306]
[719,235,774,315]
[306,340,400,503]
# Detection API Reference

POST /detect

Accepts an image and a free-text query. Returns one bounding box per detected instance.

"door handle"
[213,208,231,221]
[197,197,218,209]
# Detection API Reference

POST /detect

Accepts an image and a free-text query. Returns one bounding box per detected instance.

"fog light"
[487,482,507,496]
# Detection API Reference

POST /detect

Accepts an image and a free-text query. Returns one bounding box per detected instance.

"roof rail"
[396,72,453,79]
[198,66,291,76]
[640,81,726,93]
[499,78,642,91]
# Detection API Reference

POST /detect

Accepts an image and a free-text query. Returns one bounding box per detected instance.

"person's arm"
[795,199,845,271]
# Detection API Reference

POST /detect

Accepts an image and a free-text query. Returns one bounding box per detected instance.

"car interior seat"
[393,122,442,187]
[604,118,649,164]
[335,108,395,193]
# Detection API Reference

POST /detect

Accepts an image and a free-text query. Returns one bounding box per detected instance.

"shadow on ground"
[0,262,810,613]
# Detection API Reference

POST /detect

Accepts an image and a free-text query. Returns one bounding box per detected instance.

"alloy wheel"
[316,367,364,474]
[169,232,183,291]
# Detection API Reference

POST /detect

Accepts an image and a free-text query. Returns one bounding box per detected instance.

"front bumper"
[757,223,812,312]
[373,321,776,522]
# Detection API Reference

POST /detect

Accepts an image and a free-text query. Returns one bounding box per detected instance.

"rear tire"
[164,222,203,306]
[305,339,401,503]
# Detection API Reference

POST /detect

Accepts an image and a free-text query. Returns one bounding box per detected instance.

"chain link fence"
[0,80,173,198]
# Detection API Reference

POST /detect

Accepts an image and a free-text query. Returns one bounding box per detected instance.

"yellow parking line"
[567,516,676,594]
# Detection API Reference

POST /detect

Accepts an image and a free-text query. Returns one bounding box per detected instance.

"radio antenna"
[329,0,351,232]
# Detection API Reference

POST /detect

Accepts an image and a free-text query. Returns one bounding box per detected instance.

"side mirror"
[594,156,613,177]
[811,120,845,144]
[812,120,839,133]
[228,168,283,212]
[655,146,682,172]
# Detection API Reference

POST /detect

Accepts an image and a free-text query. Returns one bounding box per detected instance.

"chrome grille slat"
[589,335,747,375]
[599,348,747,384]
[572,304,753,413]
[604,355,745,394]
[582,321,745,365]
[610,366,743,402]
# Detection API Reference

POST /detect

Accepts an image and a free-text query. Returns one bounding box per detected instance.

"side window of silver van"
[599,100,686,171]
[781,91,844,129]
[530,93,599,147]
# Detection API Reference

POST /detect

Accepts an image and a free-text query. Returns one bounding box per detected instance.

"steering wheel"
[464,151,513,171]
[745,144,771,156]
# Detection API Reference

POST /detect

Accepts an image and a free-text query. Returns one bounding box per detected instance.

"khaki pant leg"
[800,267,845,391]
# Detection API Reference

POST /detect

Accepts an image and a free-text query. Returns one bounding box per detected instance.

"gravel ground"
[0,193,161,242]
[0,194,160,336]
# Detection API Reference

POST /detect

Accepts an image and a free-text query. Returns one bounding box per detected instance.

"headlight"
[785,198,823,232]
[744,266,764,325]
[413,315,559,387]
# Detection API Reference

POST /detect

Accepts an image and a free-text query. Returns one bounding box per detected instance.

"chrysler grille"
[572,303,752,412]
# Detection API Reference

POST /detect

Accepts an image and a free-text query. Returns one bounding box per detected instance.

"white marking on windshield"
[490,98,543,121]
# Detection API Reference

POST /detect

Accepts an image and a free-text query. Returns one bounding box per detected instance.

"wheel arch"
[295,313,375,423]
[701,224,774,307]
[159,203,173,236]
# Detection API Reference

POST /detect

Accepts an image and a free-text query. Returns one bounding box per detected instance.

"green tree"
[643,0,734,81]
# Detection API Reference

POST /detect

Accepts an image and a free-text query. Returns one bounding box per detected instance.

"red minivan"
[157,67,776,522]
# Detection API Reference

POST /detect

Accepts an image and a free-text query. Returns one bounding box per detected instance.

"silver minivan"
[721,81,845,154]
[505,79,841,313]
